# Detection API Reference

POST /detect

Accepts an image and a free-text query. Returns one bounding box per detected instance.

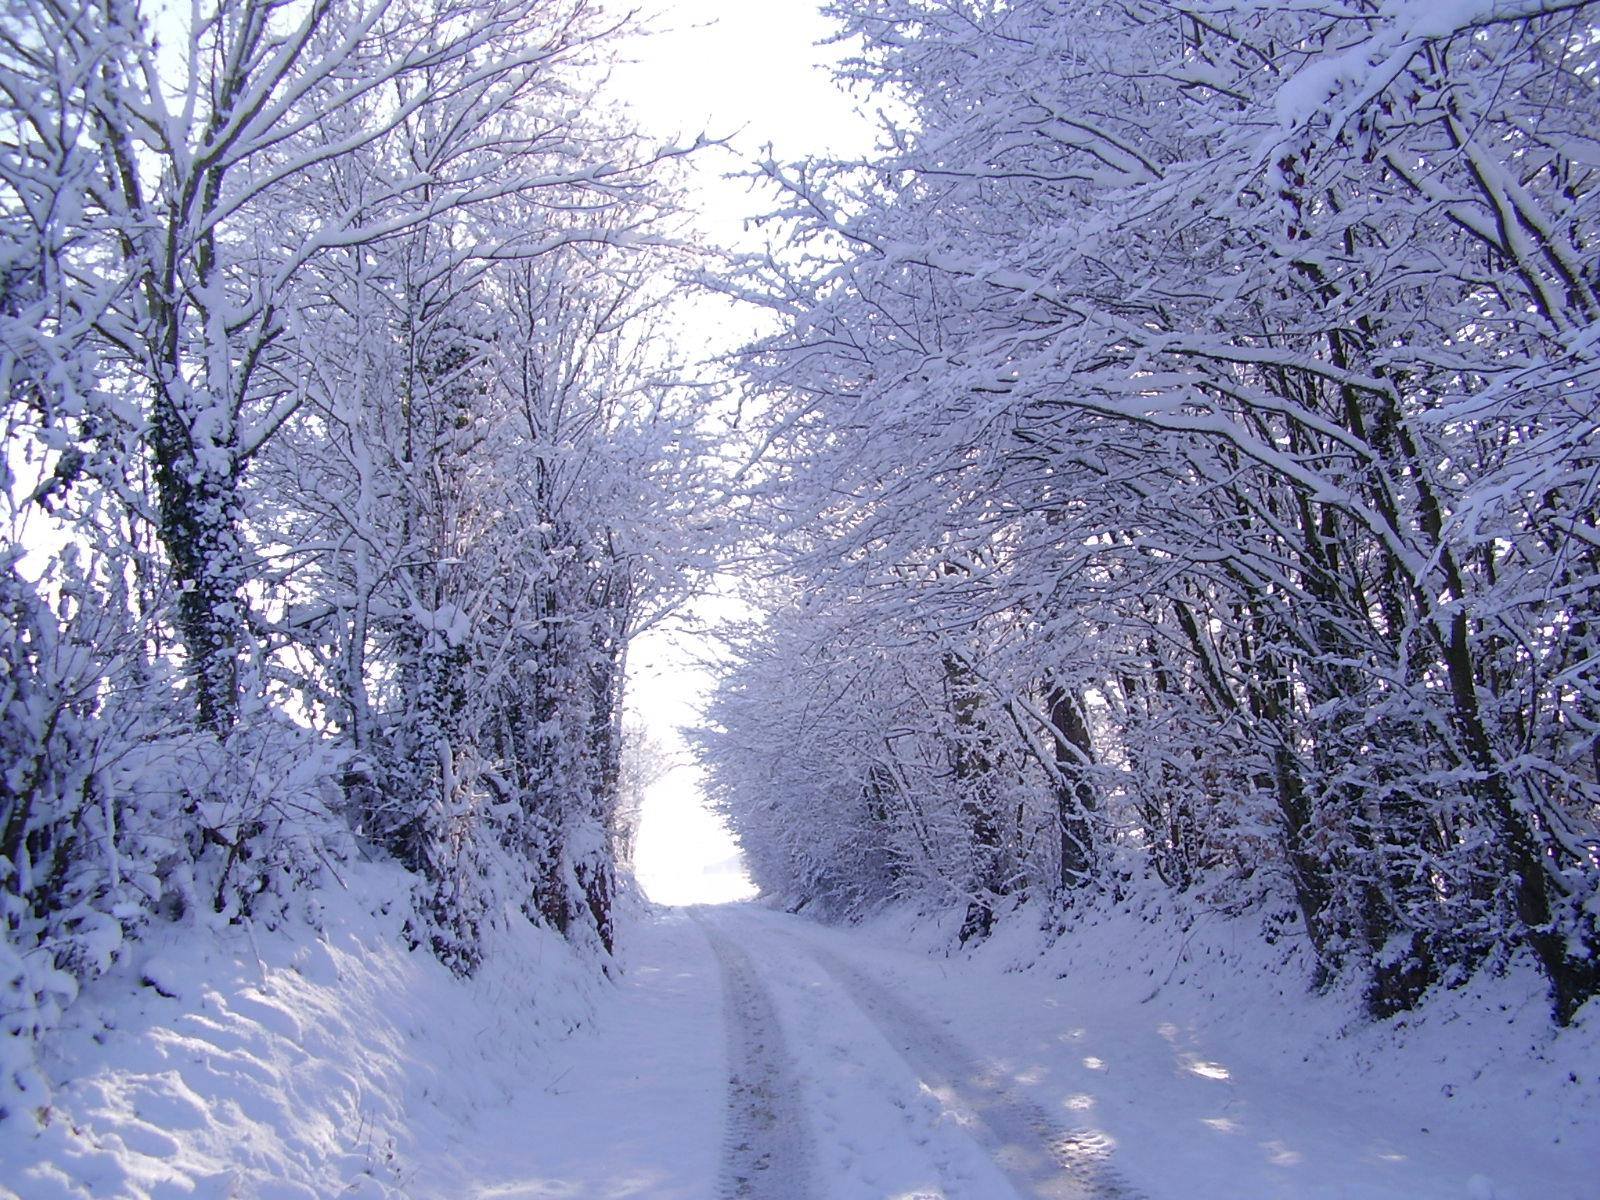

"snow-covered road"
[776,923,1138,1200]
[696,906,1137,1200]
[409,901,1588,1199]
[696,913,813,1198]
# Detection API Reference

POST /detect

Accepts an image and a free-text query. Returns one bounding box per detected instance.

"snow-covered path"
[696,913,813,1198]
[779,925,1138,1200]
[697,906,1135,1200]
[411,902,1589,1200]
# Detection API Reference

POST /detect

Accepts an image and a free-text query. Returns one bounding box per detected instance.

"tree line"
[1,0,716,1101]
[706,0,1600,1024]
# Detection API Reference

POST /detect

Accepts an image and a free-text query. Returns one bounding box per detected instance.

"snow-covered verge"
[0,861,596,1200]
[834,887,1599,1198]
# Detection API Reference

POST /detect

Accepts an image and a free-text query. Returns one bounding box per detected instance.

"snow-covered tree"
[710,0,1600,1022]
[1,0,720,1113]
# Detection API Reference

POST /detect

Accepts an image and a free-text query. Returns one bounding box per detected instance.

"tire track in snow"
[695,910,814,1200]
[779,926,1142,1200]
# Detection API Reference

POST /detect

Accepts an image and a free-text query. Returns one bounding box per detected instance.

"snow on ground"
[413,896,1600,1199]
[0,862,597,1200]
[821,895,1599,1200]
[4,878,1595,1199]
[407,903,727,1199]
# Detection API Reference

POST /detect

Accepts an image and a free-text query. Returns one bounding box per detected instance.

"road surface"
[412,902,1567,1199]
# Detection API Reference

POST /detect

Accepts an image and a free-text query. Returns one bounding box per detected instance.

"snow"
[9,0,1593,1191]
[7,884,1593,1198]
[830,895,1600,1200]
[405,601,472,649]
[0,862,596,1200]
[407,903,728,1199]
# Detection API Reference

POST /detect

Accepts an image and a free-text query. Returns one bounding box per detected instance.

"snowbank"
[0,862,595,1200]
[847,886,1599,1198]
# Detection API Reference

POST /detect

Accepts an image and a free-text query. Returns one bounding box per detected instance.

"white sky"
[607,2,876,906]
[609,0,876,239]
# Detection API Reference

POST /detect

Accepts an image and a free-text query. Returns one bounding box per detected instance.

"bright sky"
[623,620,754,906]
[610,0,876,237]
[608,2,875,906]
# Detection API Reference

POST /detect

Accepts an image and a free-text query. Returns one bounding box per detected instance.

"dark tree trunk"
[1047,683,1097,893]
